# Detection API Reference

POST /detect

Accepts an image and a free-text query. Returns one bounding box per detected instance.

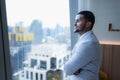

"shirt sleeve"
[64,42,95,75]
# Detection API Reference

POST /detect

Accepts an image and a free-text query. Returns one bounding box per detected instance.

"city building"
[19,43,71,80]
[8,26,34,80]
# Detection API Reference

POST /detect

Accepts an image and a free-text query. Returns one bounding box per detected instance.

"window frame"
[0,0,12,80]
[0,11,6,80]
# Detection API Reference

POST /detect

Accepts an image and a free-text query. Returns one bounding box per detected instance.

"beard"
[74,26,85,33]
[74,29,82,33]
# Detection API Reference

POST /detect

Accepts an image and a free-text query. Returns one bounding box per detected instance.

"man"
[64,11,101,80]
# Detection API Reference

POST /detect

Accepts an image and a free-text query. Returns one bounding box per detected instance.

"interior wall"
[78,0,120,43]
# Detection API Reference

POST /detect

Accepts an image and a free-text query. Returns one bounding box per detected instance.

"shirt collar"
[78,30,93,41]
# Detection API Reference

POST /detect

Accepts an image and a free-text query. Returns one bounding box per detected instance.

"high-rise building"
[8,26,34,80]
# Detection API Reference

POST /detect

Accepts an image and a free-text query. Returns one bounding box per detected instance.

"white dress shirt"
[64,30,101,80]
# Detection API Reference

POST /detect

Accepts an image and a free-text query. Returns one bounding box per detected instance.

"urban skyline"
[8,20,71,80]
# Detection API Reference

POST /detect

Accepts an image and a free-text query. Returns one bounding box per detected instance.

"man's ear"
[86,22,92,28]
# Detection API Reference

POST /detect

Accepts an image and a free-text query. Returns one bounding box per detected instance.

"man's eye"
[77,19,80,22]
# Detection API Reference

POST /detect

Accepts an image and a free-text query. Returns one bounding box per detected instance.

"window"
[31,59,37,68]
[30,72,33,80]
[50,57,56,69]
[35,73,38,80]
[40,61,47,69]
[59,59,62,64]
[40,74,43,80]
[0,0,79,80]
[26,71,29,79]
[21,71,24,77]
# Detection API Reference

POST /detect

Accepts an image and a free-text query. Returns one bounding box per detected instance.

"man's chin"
[74,29,82,33]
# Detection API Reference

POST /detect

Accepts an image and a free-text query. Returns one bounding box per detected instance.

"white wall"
[78,0,120,43]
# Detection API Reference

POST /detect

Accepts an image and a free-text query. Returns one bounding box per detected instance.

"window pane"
[31,59,37,68]
[50,57,56,69]
[30,72,33,80]
[40,61,47,69]
[5,0,71,80]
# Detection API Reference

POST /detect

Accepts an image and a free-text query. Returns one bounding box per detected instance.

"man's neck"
[78,29,91,36]
[78,31,86,36]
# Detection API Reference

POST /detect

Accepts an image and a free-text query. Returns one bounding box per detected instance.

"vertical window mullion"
[0,16,6,80]
[0,0,12,80]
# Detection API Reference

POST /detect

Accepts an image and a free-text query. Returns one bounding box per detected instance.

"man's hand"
[73,69,81,75]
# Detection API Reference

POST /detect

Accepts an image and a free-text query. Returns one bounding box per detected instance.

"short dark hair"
[78,10,95,29]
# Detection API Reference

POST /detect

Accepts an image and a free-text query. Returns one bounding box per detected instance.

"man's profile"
[64,11,101,80]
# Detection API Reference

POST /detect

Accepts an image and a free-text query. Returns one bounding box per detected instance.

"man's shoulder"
[78,37,99,48]
[80,32,99,43]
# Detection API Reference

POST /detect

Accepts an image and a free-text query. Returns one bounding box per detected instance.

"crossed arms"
[64,42,94,75]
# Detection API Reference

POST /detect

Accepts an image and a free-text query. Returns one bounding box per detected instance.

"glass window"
[30,72,33,80]
[40,74,43,80]
[5,0,71,80]
[50,57,56,69]
[40,61,47,69]
[35,73,38,80]
[26,71,29,79]
[31,59,37,68]
[59,59,62,64]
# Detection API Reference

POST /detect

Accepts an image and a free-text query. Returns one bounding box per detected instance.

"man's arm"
[64,42,94,75]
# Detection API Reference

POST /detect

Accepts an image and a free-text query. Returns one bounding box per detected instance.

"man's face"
[74,14,87,33]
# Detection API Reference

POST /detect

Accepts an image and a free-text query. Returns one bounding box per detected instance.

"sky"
[5,0,70,28]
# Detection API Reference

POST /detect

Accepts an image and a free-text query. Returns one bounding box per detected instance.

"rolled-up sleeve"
[64,42,94,75]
